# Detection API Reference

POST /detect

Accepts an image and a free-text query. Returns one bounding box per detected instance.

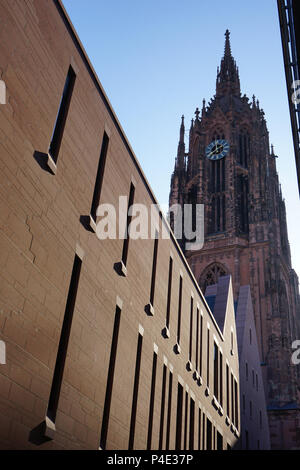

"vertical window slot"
[165,257,173,331]
[176,276,183,347]
[158,364,167,450]
[175,383,183,450]
[47,254,82,424]
[90,132,109,222]
[188,297,194,364]
[49,65,76,164]
[147,351,157,450]
[100,305,122,450]
[128,332,143,450]
[183,391,188,450]
[149,234,159,307]
[165,370,173,450]
[189,398,195,450]
[122,182,135,269]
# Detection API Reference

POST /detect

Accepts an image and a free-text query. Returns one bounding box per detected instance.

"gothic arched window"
[199,262,228,293]
[238,129,250,168]
[208,131,226,234]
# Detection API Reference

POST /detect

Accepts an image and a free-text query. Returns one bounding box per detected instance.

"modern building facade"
[0,0,240,450]
[169,30,300,449]
[277,0,300,196]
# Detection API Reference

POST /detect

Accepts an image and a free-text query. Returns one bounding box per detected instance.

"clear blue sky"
[63,0,300,277]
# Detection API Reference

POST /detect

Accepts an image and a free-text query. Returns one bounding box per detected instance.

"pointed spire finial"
[216,29,240,97]
[179,114,185,142]
[271,144,274,155]
[224,29,231,57]
[195,107,200,120]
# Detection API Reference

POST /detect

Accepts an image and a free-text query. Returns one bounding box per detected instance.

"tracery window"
[199,263,228,293]
[209,131,226,234]
[238,130,250,168]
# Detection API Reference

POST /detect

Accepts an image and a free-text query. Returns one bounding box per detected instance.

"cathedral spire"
[176,115,185,168]
[216,29,241,97]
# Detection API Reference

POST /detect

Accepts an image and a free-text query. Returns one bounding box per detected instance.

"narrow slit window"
[158,364,167,450]
[175,383,183,450]
[100,305,122,450]
[165,370,173,450]
[149,234,159,307]
[128,332,143,450]
[147,351,158,450]
[165,257,173,329]
[199,315,203,377]
[49,65,76,163]
[176,276,183,345]
[184,391,188,450]
[219,351,223,407]
[207,328,210,388]
[206,418,212,450]
[47,253,82,424]
[226,364,229,417]
[195,308,199,372]
[231,373,234,424]
[189,398,195,450]
[202,413,206,450]
[189,297,194,363]
[213,342,219,400]
[198,408,202,450]
[90,132,109,222]
[234,379,239,429]
[122,182,135,268]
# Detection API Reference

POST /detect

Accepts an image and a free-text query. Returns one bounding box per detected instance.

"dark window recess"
[128,333,143,450]
[158,364,167,450]
[189,398,195,450]
[231,373,234,424]
[202,414,205,450]
[175,383,183,450]
[195,308,199,372]
[49,66,76,163]
[47,254,82,424]
[199,315,203,377]
[234,379,238,429]
[165,371,173,450]
[213,342,219,400]
[176,276,183,344]
[219,351,223,407]
[207,329,210,388]
[226,364,230,417]
[198,408,202,450]
[206,418,212,450]
[149,234,159,306]
[217,431,223,450]
[90,132,109,222]
[189,297,194,362]
[147,351,157,450]
[184,391,188,450]
[100,305,122,450]
[122,182,135,267]
[165,257,173,329]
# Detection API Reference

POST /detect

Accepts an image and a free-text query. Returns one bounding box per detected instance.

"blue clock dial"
[205,139,229,160]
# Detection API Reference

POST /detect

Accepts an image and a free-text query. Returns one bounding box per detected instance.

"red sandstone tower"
[169,30,300,449]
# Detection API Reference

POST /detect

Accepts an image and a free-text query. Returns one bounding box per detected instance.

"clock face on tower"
[205,139,229,160]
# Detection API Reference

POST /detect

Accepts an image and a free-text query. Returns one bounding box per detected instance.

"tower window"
[238,131,250,168]
[49,65,76,164]
[199,263,228,293]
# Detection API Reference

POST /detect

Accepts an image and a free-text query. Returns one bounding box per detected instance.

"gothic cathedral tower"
[169,30,300,449]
